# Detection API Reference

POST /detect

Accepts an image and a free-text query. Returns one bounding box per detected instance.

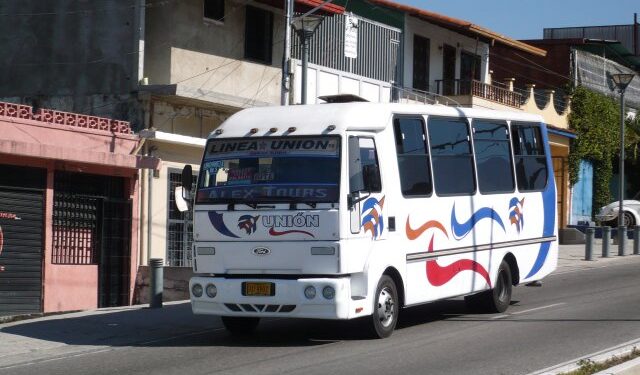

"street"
[1,253,640,375]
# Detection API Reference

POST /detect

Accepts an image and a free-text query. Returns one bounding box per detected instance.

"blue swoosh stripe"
[525,124,557,279]
[208,211,240,238]
[525,181,556,278]
[451,204,506,239]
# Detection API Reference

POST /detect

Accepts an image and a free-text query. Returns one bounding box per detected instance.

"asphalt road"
[2,258,640,375]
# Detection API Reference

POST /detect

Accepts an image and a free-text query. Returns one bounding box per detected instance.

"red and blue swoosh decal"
[406,216,491,287]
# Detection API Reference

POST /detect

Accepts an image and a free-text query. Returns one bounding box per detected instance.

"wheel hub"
[377,287,395,327]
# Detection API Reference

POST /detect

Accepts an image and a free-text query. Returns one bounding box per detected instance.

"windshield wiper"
[244,203,276,209]
[289,202,317,210]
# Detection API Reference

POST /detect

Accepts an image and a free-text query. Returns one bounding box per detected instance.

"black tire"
[369,275,399,339]
[221,316,260,335]
[465,260,512,313]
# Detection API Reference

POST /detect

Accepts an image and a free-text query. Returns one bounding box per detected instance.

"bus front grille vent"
[224,303,296,313]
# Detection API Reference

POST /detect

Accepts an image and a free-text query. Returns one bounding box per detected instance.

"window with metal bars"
[51,172,124,265]
[52,195,100,264]
[166,170,197,267]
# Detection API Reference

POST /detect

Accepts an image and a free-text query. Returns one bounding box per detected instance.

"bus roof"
[212,103,545,138]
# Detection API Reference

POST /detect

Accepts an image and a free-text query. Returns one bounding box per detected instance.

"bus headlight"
[304,286,316,299]
[322,286,335,300]
[205,284,217,298]
[192,283,203,298]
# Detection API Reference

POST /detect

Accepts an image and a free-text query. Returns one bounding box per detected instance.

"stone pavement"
[0,242,639,373]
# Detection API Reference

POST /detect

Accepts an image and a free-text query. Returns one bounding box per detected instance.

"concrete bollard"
[618,226,627,256]
[585,228,594,261]
[602,226,611,258]
[634,226,640,255]
[149,258,164,308]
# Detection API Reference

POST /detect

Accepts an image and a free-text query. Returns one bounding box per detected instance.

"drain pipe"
[146,145,157,266]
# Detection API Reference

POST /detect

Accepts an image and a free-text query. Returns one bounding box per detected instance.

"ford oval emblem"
[253,247,271,256]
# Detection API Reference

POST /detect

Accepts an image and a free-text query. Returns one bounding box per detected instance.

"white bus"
[181,102,557,338]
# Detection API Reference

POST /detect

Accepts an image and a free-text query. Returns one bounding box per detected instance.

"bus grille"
[224,303,296,313]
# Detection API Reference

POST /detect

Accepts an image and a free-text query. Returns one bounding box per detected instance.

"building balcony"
[434,79,524,108]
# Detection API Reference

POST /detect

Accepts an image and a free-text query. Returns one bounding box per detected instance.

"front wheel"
[221,316,260,335]
[370,275,399,339]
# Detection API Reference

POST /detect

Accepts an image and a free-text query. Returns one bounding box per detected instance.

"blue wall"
[570,160,593,224]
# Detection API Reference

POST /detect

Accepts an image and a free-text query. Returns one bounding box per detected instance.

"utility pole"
[281,0,294,106]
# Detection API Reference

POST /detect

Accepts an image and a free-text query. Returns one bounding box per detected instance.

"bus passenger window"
[393,117,432,196]
[428,117,475,195]
[472,121,514,194]
[512,123,548,191]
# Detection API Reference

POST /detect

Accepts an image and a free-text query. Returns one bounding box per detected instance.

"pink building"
[0,102,158,316]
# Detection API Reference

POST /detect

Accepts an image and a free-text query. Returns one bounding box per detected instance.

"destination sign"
[205,137,339,158]
[196,184,339,203]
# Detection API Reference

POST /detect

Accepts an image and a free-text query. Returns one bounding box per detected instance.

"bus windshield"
[196,136,340,204]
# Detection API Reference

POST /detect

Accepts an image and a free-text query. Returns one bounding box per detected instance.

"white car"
[595,191,640,227]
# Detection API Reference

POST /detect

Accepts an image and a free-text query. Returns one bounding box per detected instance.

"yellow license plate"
[243,282,274,296]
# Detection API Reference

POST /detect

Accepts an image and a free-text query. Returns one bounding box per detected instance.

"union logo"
[238,215,260,235]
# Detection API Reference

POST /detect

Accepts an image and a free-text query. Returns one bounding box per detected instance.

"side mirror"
[176,165,193,213]
[181,165,193,193]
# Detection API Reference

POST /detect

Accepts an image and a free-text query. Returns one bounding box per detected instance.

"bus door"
[347,134,386,240]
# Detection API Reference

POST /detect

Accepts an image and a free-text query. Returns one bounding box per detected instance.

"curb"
[527,338,640,375]
[594,356,640,375]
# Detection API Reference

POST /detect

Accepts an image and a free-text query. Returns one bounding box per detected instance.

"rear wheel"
[221,316,260,335]
[465,260,512,313]
[369,275,399,339]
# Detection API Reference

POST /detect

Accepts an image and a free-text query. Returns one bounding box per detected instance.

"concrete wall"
[144,0,284,106]
[140,140,206,266]
[403,15,490,91]
[0,0,142,124]
[150,100,225,138]
[133,265,194,304]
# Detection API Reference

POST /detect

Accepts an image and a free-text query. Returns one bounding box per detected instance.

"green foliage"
[568,86,621,214]
[559,347,640,375]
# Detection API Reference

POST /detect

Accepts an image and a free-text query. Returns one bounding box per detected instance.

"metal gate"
[53,171,131,308]
[0,164,45,316]
[99,199,132,307]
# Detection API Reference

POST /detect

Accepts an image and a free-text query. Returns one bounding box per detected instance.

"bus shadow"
[0,299,528,351]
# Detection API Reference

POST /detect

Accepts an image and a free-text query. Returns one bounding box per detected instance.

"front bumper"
[190,276,366,320]
[595,212,616,222]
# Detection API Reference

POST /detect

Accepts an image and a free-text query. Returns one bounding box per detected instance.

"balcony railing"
[435,79,523,108]
[0,101,132,134]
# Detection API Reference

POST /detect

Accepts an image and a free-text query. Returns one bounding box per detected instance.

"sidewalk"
[556,239,638,274]
[0,243,639,373]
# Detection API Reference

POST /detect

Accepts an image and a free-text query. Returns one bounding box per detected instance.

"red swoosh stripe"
[406,218,448,240]
[426,235,492,287]
[269,227,315,238]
